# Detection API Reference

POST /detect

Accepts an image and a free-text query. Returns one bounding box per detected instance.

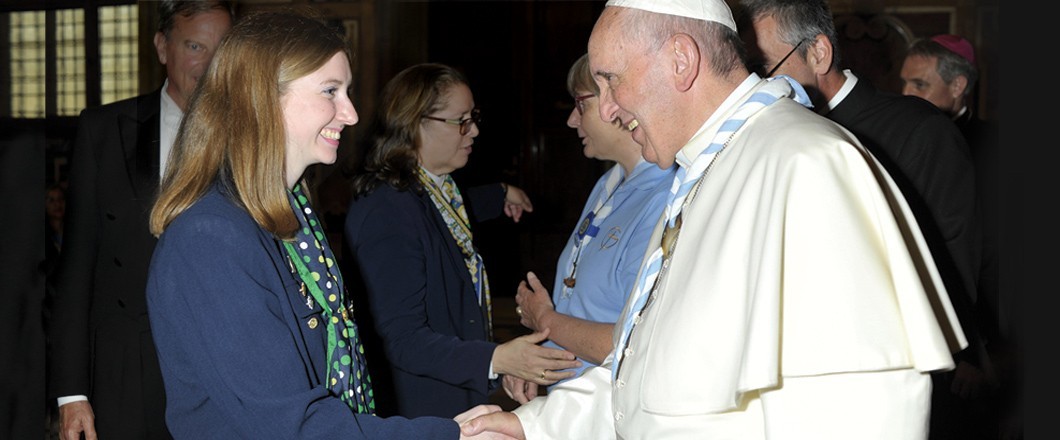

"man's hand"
[461,410,526,440]
[59,400,97,440]
[457,405,520,439]
[455,404,504,424]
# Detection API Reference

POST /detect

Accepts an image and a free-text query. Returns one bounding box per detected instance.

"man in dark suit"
[902,34,1015,440]
[901,35,1001,343]
[736,1,993,439]
[45,2,233,439]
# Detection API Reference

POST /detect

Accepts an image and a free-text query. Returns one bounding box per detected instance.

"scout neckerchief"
[416,168,493,340]
[282,183,375,414]
[561,164,624,298]
[613,76,811,381]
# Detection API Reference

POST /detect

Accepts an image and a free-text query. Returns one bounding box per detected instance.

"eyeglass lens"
[460,109,481,135]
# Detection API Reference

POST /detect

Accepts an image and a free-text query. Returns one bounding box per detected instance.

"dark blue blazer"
[344,182,504,419]
[146,185,458,439]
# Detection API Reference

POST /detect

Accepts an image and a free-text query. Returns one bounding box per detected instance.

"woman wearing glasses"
[344,63,581,419]
[502,53,676,404]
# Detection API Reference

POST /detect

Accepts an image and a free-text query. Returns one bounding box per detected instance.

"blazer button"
[307,317,318,329]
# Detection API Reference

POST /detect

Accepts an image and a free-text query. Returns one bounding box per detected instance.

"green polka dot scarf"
[282,183,375,414]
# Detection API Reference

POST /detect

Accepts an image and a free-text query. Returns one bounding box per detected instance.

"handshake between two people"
[455,405,525,440]
[455,271,584,439]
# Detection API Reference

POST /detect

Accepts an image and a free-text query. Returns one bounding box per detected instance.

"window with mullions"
[8,10,46,118]
[99,5,137,106]
[56,8,86,116]
[2,4,137,119]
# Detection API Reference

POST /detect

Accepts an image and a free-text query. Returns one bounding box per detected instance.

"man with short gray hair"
[901,34,979,120]
[46,2,234,439]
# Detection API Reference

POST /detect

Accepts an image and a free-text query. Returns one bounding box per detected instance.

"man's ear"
[672,34,700,92]
[154,31,168,65]
[950,74,969,99]
[805,34,833,76]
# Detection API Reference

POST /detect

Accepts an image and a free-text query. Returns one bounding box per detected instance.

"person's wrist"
[500,182,509,199]
[535,307,555,331]
[491,345,509,376]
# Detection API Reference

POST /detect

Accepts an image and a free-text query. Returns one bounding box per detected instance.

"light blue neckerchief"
[612,76,811,382]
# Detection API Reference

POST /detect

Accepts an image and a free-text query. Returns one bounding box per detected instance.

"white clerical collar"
[827,69,858,113]
[953,105,969,121]
[159,78,183,178]
[675,74,761,169]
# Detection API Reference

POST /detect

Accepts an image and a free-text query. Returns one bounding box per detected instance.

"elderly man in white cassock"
[460,0,968,439]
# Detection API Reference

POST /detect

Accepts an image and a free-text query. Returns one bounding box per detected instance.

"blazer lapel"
[425,191,493,337]
[421,193,468,275]
[121,90,162,202]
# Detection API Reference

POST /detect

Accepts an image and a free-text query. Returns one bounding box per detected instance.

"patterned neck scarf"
[416,168,493,340]
[282,183,375,414]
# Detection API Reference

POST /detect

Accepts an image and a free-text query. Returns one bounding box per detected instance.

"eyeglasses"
[764,39,807,77]
[421,108,481,135]
[574,94,595,115]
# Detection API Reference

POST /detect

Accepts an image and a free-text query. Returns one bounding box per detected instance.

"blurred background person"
[901,34,999,336]
[903,33,1013,440]
[503,53,674,404]
[1,127,48,440]
[43,183,66,277]
[42,181,66,438]
[901,34,979,125]
[44,1,234,439]
[343,62,579,419]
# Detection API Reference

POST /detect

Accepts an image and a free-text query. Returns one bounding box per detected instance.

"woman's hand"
[492,328,580,385]
[501,184,533,223]
[515,271,554,332]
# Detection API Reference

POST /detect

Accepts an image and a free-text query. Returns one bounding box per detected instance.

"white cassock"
[513,77,967,440]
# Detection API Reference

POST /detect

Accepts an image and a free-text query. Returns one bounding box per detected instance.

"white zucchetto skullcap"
[606,0,737,32]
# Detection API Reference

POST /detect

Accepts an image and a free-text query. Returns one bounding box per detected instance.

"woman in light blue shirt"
[503,54,676,403]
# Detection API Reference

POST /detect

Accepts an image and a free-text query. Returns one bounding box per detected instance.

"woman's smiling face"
[281,51,357,187]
